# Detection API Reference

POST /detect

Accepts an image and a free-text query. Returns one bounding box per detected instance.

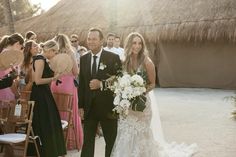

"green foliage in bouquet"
[230,95,236,120]
[131,94,147,112]
[225,93,236,120]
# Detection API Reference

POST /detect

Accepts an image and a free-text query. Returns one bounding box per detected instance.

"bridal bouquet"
[107,71,147,117]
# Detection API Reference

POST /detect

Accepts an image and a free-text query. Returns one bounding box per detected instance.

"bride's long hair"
[123,32,149,73]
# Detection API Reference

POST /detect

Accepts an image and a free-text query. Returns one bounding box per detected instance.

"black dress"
[29,55,66,157]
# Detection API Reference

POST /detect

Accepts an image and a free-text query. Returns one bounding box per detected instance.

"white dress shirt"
[90,48,103,72]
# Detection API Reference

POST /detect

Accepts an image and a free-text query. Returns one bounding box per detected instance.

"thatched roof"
[0,0,236,42]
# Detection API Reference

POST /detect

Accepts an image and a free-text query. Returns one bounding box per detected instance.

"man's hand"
[89,79,101,90]
[79,108,84,120]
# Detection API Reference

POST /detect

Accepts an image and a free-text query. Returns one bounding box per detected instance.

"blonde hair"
[54,34,74,54]
[40,40,59,52]
[123,32,148,73]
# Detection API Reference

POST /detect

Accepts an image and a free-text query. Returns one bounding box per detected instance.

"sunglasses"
[71,40,77,43]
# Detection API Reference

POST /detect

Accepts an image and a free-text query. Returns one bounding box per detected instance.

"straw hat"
[50,53,73,74]
[0,49,24,70]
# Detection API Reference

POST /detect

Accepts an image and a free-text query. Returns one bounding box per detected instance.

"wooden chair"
[52,92,76,147]
[0,100,11,153]
[0,100,40,157]
[19,91,31,100]
[0,100,10,129]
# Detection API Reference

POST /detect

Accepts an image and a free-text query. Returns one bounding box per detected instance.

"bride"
[111,32,198,157]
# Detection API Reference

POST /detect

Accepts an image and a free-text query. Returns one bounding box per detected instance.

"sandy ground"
[67,88,236,157]
[1,88,236,157]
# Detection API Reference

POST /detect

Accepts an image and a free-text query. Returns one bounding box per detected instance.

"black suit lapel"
[86,53,92,79]
[97,50,106,78]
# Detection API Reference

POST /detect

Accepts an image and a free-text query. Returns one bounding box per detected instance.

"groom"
[78,28,122,157]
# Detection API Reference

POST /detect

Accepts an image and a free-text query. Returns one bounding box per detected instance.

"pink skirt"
[51,74,83,150]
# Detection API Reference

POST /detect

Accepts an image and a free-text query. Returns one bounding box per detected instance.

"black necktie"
[91,55,97,78]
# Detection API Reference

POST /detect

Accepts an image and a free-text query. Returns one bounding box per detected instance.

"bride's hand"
[106,75,116,86]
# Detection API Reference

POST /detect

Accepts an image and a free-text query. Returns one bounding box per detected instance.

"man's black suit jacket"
[78,50,121,119]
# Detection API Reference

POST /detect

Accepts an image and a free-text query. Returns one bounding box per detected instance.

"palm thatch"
[0,0,236,42]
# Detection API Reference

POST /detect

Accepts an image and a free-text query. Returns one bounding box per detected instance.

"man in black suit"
[78,28,121,157]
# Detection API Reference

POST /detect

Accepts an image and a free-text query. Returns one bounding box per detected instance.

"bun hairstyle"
[25,31,36,40]
[6,33,24,46]
[54,34,74,54]
[0,35,9,53]
[40,40,59,52]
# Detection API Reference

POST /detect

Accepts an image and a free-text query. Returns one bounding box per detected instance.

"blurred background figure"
[78,46,88,56]
[25,31,37,42]
[70,34,81,66]
[0,33,24,100]
[113,36,125,61]
[20,40,39,91]
[104,33,116,53]
[51,34,83,151]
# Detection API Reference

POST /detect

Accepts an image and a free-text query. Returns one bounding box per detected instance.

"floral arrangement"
[230,95,236,119]
[99,62,107,70]
[107,71,147,118]
[225,93,236,120]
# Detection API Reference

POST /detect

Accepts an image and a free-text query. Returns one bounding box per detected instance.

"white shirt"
[104,47,117,53]
[104,46,125,61]
[114,47,125,61]
[90,48,103,72]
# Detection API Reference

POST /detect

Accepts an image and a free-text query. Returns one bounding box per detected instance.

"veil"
[149,90,166,145]
[149,90,198,157]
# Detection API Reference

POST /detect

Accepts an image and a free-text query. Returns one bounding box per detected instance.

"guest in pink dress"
[0,33,24,101]
[51,34,83,151]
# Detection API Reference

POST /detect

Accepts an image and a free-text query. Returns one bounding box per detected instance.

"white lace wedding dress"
[111,91,198,157]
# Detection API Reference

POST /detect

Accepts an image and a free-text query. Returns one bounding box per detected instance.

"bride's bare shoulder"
[144,57,154,69]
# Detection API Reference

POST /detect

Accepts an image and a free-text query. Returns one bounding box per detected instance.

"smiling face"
[131,36,143,55]
[87,31,103,54]
[30,41,39,56]
[106,35,115,48]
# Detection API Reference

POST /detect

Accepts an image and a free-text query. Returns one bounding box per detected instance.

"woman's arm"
[144,57,156,93]
[33,60,57,85]
[70,52,79,76]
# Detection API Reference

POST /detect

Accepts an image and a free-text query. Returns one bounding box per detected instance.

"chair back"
[0,100,11,122]
[53,92,73,113]
[0,100,37,157]
[20,90,31,100]
[53,92,73,145]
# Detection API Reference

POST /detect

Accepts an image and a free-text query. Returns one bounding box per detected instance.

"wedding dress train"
[111,91,198,157]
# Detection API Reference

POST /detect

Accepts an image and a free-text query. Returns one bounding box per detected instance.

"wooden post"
[109,0,117,32]
[3,0,15,34]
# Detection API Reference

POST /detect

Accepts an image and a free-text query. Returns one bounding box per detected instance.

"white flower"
[113,95,121,106]
[107,70,146,118]
[131,74,144,86]
[99,62,107,70]
[119,74,131,88]
[122,86,133,99]
[119,99,131,108]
